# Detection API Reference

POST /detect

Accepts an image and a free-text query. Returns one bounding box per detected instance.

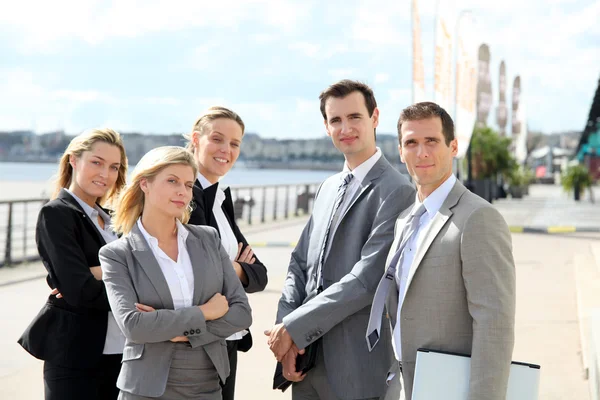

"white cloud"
[375,73,390,84]
[1,0,314,53]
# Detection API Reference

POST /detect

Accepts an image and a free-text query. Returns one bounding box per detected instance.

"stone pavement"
[1,190,599,398]
[494,184,600,230]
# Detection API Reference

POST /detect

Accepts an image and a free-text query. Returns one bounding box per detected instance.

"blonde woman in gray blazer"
[100,146,252,400]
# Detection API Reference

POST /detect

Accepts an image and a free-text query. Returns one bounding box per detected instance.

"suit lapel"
[129,224,175,310]
[58,189,107,246]
[400,181,467,307]
[334,155,388,231]
[185,227,207,306]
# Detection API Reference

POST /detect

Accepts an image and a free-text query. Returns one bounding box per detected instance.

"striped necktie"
[316,172,354,292]
[365,203,427,351]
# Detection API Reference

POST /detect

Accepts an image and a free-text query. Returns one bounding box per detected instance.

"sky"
[0,0,598,139]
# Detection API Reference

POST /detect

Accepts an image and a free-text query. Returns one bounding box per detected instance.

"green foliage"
[507,166,531,186]
[470,126,515,179]
[561,164,593,193]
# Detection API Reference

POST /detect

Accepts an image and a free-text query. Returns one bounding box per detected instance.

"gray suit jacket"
[277,155,415,399]
[384,180,516,400]
[99,224,252,398]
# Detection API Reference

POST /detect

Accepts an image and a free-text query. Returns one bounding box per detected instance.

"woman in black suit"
[18,128,128,400]
[183,106,268,400]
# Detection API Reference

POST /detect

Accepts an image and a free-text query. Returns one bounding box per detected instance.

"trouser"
[220,339,239,400]
[43,354,122,400]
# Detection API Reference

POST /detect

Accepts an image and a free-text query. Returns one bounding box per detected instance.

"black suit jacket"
[18,189,115,368]
[189,181,268,351]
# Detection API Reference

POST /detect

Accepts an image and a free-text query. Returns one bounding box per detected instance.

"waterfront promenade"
[1,184,599,399]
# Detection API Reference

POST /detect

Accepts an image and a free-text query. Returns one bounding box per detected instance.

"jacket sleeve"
[188,229,253,347]
[231,221,268,293]
[100,244,208,345]
[282,184,415,350]
[36,205,110,311]
[461,206,516,400]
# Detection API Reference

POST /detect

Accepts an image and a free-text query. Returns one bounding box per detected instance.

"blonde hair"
[53,128,128,206]
[112,146,198,235]
[183,106,245,152]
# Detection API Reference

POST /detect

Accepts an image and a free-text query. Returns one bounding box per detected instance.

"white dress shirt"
[196,173,248,341]
[65,189,126,355]
[392,174,457,361]
[324,147,382,258]
[137,218,195,310]
[196,173,239,261]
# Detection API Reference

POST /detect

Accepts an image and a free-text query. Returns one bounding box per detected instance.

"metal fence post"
[284,185,289,219]
[273,187,278,221]
[261,187,266,223]
[247,188,253,225]
[4,202,13,267]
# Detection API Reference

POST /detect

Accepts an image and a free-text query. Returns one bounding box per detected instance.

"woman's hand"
[170,336,190,343]
[50,288,62,299]
[89,266,103,280]
[235,243,256,264]
[198,293,229,321]
[135,303,156,312]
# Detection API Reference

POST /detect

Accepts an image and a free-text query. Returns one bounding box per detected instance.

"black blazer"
[18,189,114,368]
[189,181,268,352]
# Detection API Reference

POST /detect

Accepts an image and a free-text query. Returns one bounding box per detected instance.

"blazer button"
[184,331,189,336]
[195,329,201,334]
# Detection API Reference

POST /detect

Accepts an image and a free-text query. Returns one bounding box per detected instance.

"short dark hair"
[397,102,455,145]
[319,80,377,120]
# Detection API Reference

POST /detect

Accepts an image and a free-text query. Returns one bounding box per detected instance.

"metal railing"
[0,182,320,267]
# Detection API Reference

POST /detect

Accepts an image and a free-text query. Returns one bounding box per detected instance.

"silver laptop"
[412,348,540,399]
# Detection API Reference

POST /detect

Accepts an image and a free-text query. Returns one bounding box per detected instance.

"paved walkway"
[494,184,600,230]
[1,188,599,398]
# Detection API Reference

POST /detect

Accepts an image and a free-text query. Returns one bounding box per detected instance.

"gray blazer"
[99,224,252,398]
[384,180,516,400]
[277,155,415,399]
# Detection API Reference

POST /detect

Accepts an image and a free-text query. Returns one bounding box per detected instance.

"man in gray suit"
[265,80,415,399]
[367,102,516,400]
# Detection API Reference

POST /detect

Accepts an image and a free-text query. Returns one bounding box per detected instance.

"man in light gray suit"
[367,102,516,400]
[265,80,415,399]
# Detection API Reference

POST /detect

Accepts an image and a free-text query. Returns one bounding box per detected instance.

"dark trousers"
[220,340,238,400]
[44,354,122,400]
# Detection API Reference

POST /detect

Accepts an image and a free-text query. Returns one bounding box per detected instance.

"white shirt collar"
[137,217,189,246]
[64,188,111,223]
[196,172,216,190]
[197,172,227,207]
[342,147,382,184]
[415,174,457,218]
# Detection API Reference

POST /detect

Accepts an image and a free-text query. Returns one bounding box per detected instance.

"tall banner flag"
[454,13,477,158]
[412,0,426,103]
[434,0,454,112]
[511,76,523,161]
[496,61,508,136]
[515,103,528,164]
[476,44,492,126]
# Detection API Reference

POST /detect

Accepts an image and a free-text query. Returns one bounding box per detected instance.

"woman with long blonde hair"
[99,146,252,399]
[184,106,268,400]
[18,128,128,400]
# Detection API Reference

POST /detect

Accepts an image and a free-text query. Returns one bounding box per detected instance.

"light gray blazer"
[384,180,516,400]
[99,224,252,398]
[277,155,415,399]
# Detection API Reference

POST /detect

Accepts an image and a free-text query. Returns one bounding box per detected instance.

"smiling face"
[69,141,122,205]
[324,91,379,169]
[193,118,243,184]
[140,164,195,220]
[399,117,457,199]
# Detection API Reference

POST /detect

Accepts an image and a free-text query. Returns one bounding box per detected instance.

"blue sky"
[0,0,598,139]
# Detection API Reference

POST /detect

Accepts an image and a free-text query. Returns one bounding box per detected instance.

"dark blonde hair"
[183,106,245,152]
[111,146,198,235]
[53,128,128,206]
